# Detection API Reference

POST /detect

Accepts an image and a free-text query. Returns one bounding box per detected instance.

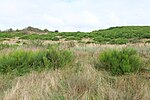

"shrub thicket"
[0,48,73,75]
[1,26,150,44]
[97,48,142,75]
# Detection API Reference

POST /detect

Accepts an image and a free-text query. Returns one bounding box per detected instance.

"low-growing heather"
[97,48,142,75]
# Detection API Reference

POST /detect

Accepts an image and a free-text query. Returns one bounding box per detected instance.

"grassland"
[0,26,150,100]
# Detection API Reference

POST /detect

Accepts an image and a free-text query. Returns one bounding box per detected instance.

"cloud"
[42,14,64,26]
[0,0,150,31]
[109,12,120,24]
[81,11,100,25]
[63,10,99,26]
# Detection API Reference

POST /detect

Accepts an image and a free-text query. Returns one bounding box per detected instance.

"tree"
[55,30,59,33]
[7,28,13,32]
[44,29,49,32]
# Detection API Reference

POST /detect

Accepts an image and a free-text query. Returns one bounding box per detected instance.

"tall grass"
[0,65,149,100]
[0,44,18,50]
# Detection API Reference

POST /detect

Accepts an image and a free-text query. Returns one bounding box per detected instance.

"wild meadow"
[0,26,150,100]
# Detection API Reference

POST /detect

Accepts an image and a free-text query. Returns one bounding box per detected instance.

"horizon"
[0,0,150,32]
[1,25,150,32]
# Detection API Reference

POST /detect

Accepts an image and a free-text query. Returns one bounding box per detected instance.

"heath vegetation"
[0,26,150,100]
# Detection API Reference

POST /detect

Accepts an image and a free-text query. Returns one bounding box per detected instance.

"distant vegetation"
[1,26,150,44]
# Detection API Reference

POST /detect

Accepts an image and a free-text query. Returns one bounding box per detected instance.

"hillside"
[1,26,150,45]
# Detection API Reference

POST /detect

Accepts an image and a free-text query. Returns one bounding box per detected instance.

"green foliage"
[19,33,59,40]
[1,26,150,44]
[110,38,128,44]
[97,48,142,75]
[65,36,81,41]
[30,40,44,47]
[45,48,73,69]
[0,44,18,50]
[0,44,11,50]
[0,50,44,75]
[0,32,23,39]
[129,38,141,43]
[51,37,60,41]
[0,48,73,75]
[145,40,150,43]
[92,26,150,44]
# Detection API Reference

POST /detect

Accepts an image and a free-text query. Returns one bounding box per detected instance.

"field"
[0,26,150,100]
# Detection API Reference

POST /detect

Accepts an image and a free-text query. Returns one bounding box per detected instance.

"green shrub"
[0,44,17,50]
[129,38,141,43]
[45,48,73,69]
[0,48,73,75]
[145,40,150,43]
[0,50,44,75]
[0,32,23,39]
[51,37,60,41]
[30,40,44,47]
[110,38,128,44]
[0,44,10,50]
[65,37,81,41]
[97,48,142,75]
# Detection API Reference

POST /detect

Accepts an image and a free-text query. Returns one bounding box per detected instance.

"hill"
[1,26,150,44]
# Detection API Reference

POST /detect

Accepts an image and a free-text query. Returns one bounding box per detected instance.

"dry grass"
[0,44,150,100]
[0,65,149,100]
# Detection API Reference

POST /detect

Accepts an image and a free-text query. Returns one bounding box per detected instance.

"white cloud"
[42,14,64,26]
[0,0,150,31]
[63,10,99,26]
[109,12,120,24]
[82,11,99,25]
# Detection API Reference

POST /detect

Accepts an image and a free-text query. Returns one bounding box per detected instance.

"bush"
[51,37,60,41]
[129,38,142,43]
[97,48,142,75]
[0,48,73,75]
[44,29,49,32]
[65,36,81,41]
[30,40,44,47]
[110,39,128,44]
[0,50,45,75]
[0,44,17,50]
[145,40,150,43]
[54,30,59,33]
[45,48,73,69]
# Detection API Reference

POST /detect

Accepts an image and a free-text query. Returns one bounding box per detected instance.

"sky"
[0,0,150,32]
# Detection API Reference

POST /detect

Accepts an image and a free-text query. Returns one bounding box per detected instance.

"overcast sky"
[0,0,150,32]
